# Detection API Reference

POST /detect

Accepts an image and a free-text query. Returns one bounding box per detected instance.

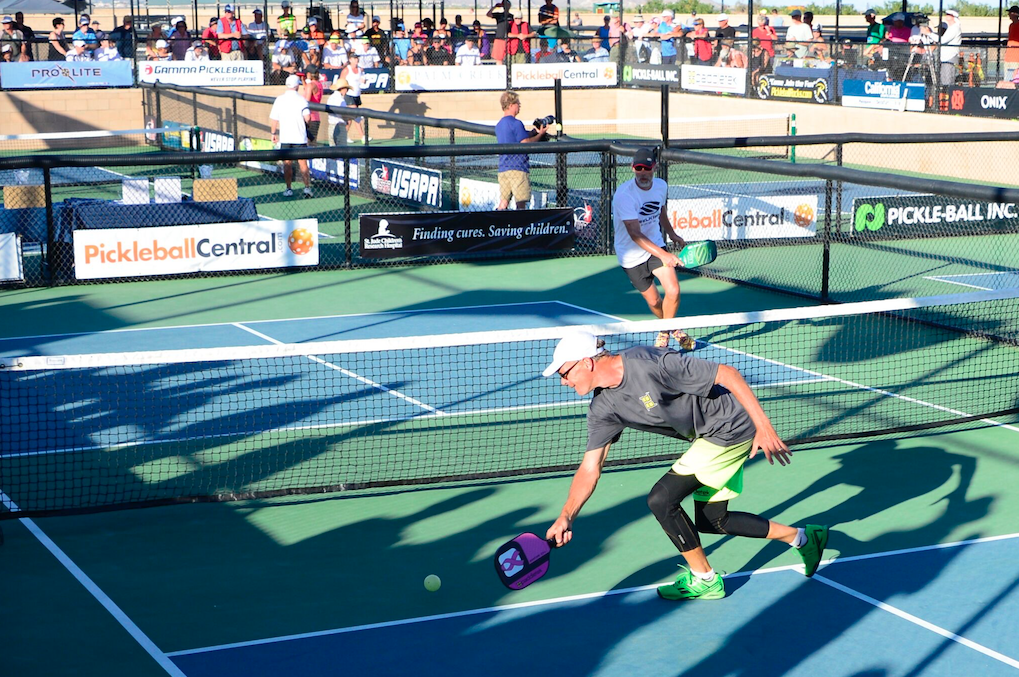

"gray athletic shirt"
[586,346,756,450]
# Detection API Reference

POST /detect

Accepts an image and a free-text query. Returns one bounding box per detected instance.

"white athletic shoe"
[282,188,293,197]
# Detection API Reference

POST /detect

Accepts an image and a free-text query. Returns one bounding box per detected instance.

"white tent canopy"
[0,0,76,13]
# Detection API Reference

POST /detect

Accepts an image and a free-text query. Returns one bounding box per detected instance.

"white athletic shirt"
[269,89,310,144]
[612,176,668,269]
[343,65,363,96]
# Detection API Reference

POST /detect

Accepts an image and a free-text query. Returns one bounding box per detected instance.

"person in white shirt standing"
[269,74,313,197]
[784,9,813,58]
[935,10,962,85]
[611,147,694,350]
[455,35,481,65]
[326,77,350,145]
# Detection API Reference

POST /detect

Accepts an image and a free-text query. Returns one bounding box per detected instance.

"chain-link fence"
[3,101,1019,306]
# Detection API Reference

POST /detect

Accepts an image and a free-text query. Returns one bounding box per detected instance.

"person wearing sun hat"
[269,73,313,197]
[540,325,828,602]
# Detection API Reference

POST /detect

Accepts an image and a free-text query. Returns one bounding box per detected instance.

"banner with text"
[842,80,925,112]
[756,73,830,104]
[458,177,552,211]
[681,65,747,95]
[370,159,444,208]
[621,64,680,89]
[73,219,319,280]
[850,195,1019,240]
[395,65,506,91]
[666,195,819,239]
[511,63,617,88]
[322,66,390,93]
[938,87,1019,119]
[0,61,134,89]
[239,137,359,189]
[0,233,24,282]
[137,61,264,86]
[360,209,575,258]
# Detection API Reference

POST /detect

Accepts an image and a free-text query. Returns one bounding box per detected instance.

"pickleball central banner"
[359,209,575,258]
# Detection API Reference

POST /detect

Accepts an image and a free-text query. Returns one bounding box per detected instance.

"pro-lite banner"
[511,63,617,88]
[138,61,264,86]
[73,219,319,279]
[0,61,134,89]
[0,233,24,282]
[842,80,925,112]
[322,66,389,93]
[756,73,830,104]
[360,209,574,258]
[851,195,1019,240]
[681,65,746,95]
[938,87,1019,119]
[666,195,818,239]
[395,65,506,91]
[621,64,680,89]
[370,159,443,208]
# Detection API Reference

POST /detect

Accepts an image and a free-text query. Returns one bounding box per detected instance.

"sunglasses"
[632,163,655,172]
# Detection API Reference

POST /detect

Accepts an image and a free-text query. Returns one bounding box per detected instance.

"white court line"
[4,494,186,676]
[232,323,444,416]
[925,271,1019,292]
[813,574,1019,670]
[167,532,1019,658]
[0,301,582,343]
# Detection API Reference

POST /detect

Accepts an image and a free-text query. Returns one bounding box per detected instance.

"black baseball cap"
[632,147,656,167]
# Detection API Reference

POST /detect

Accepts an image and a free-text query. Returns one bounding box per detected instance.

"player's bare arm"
[714,364,792,466]
[659,206,686,250]
[546,444,611,546]
[624,218,680,267]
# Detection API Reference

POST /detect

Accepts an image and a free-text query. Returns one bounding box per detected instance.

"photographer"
[495,90,549,210]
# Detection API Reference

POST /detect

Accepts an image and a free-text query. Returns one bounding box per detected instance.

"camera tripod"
[902,47,939,85]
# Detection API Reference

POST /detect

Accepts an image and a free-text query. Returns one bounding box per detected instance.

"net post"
[232,97,240,149]
[658,84,669,181]
[835,142,843,239]
[449,129,458,209]
[155,84,164,150]
[600,150,614,254]
[344,156,352,269]
[554,79,567,209]
[822,178,833,301]
[43,166,57,285]
[790,113,797,163]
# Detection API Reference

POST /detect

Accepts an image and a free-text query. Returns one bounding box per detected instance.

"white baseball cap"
[156,39,168,48]
[717,13,728,21]
[542,331,605,377]
[945,9,959,17]
[661,9,674,17]
[73,39,86,47]
[285,73,302,88]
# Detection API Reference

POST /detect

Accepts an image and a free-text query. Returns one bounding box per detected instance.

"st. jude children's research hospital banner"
[359,209,575,258]
[73,219,318,280]
[0,61,133,89]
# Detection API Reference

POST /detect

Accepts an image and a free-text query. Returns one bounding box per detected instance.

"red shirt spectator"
[752,16,776,56]
[216,5,245,58]
[507,15,531,58]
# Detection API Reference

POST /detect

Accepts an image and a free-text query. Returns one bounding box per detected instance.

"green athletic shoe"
[798,524,829,577]
[657,567,725,601]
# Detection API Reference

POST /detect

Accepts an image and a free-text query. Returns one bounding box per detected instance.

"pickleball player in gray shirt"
[542,330,829,600]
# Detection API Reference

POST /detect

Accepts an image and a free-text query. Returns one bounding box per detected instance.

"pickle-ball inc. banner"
[360,209,575,258]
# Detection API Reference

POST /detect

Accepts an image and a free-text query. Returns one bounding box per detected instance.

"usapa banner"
[359,209,575,258]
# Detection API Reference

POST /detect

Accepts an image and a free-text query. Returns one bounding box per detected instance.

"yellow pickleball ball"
[424,574,441,592]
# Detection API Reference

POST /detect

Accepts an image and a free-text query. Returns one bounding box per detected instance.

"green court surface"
[3,254,1019,676]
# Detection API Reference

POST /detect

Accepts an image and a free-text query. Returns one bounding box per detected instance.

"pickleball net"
[2,287,1017,517]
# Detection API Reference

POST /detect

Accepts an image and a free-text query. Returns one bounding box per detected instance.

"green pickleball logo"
[854,203,886,232]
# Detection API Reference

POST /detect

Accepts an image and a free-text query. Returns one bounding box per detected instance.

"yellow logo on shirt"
[639,392,657,411]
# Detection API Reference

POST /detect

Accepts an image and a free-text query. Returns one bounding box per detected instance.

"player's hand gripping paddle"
[494,532,556,590]
[676,240,717,269]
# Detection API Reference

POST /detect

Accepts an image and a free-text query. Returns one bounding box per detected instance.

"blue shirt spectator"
[496,109,531,172]
[658,11,677,58]
[72,15,99,51]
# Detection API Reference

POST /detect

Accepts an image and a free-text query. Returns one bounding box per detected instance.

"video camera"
[533,115,557,129]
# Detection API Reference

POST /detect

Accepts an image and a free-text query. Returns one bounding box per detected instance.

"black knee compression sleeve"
[695,500,770,539]
[647,471,703,552]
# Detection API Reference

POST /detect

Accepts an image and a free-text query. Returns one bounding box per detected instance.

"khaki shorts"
[222,50,245,61]
[498,170,531,204]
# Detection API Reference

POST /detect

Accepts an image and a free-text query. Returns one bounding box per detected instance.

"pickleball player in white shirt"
[611,147,694,350]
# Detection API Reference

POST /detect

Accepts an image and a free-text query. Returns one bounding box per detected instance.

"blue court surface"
[1,301,828,457]
[167,534,1019,677]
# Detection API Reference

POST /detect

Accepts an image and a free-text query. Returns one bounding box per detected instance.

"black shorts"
[623,255,667,293]
[279,142,307,149]
[344,94,362,106]
[306,120,321,142]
